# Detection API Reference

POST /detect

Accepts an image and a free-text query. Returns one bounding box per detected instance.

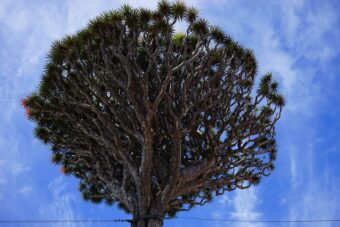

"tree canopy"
[23,1,284,226]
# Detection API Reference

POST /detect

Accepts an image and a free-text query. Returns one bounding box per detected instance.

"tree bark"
[131,218,163,227]
[131,201,164,227]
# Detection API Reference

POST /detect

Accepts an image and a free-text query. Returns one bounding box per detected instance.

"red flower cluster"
[21,98,32,118]
[60,166,66,174]
[21,98,28,107]
[25,108,32,118]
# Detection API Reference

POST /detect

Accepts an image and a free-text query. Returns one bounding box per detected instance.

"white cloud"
[10,161,31,175]
[230,189,263,227]
[17,185,33,195]
[276,6,340,224]
[285,134,340,226]
[287,143,298,188]
[39,176,83,227]
[218,194,232,206]
[280,0,338,63]
[211,189,263,227]
[211,210,222,219]
[0,0,9,18]
[288,172,340,227]
[0,136,31,200]
[279,0,304,47]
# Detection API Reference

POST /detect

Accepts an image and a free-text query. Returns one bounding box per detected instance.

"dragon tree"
[23,1,284,226]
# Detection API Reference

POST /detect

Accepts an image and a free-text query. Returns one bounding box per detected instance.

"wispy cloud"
[230,189,263,227]
[287,169,340,227]
[38,176,83,227]
[287,143,298,188]
[280,0,338,63]
[17,185,33,195]
[276,1,340,224]
[0,136,31,200]
[285,132,340,225]
[211,189,263,227]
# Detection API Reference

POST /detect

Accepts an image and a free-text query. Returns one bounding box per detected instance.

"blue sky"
[0,0,339,226]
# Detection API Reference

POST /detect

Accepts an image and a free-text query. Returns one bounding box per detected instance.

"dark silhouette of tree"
[23,1,284,226]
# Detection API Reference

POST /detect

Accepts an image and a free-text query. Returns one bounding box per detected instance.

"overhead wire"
[1,217,340,224]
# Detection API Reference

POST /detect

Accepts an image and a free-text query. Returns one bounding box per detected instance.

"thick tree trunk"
[131,201,164,227]
[131,218,163,227]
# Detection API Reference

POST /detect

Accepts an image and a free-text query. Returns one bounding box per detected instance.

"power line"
[0,220,132,224]
[175,217,340,223]
[1,217,340,224]
[0,219,129,224]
